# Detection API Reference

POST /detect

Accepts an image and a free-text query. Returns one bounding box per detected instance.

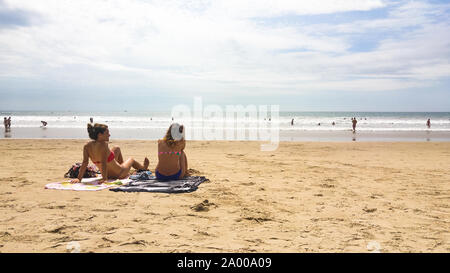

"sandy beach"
[0,139,449,253]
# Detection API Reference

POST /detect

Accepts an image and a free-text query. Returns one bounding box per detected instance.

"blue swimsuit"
[156,169,182,181]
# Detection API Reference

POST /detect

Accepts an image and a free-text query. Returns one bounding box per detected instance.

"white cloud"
[205,0,386,18]
[0,0,448,97]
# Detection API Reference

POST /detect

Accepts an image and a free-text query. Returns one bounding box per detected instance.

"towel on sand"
[45,177,132,191]
[109,176,208,193]
[129,170,153,180]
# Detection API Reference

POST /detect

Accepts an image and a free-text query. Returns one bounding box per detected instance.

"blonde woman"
[155,123,188,180]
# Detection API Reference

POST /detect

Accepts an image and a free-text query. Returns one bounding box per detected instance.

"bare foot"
[143,157,149,170]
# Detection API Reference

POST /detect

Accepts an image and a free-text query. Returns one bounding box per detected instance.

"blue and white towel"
[109,176,208,194]
[129,170,153,180]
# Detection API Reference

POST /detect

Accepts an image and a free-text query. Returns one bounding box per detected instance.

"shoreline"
[2,127,450,142]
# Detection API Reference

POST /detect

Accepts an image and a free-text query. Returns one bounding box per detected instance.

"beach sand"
[0,139,448,253]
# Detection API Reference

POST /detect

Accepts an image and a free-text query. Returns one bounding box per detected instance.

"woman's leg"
[118,157,149,178]
[111,146,124,164]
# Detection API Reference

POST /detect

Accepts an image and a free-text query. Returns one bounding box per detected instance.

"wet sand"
[0,139,449,252]
[2,127,450,142]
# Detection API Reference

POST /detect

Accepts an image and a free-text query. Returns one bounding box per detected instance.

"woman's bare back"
[156,139,185,175]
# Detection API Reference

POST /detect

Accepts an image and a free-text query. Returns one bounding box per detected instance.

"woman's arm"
[71,144,89,183]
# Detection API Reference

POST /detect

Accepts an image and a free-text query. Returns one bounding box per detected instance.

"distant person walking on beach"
[70,123,149,184]
[352,117,357,132]
[427,119,431,129]
[156,123,188,181]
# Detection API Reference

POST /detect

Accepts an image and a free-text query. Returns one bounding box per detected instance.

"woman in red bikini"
[155,123,188,180]
[71,123,149,183]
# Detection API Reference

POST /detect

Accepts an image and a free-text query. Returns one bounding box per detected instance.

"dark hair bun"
[87,123,108,140]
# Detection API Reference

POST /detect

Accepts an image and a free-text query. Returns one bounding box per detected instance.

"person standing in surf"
[352,117,357,132]
[3,117,7,131]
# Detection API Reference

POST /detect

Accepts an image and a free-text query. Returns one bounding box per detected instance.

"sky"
[0,0,449,112]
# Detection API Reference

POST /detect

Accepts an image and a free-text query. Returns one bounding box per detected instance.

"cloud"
[0,0,42,28]
[205,0,386,18]
[0,0,448,103]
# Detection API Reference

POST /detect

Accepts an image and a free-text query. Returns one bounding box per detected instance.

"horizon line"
[1,110,450,113]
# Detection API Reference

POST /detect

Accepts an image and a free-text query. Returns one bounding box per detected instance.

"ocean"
[1,111,450,141]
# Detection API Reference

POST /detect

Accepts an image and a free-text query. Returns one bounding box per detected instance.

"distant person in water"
[7,117,11,129]
[156,123,188,181]
[90,117,93,123]
[71,123,149,184]
[352,117,357,132]
[41,121,48,127]
[3,117,7,131]
[291,119,294,126]
[332,122,335,126]
[427,119,431,129]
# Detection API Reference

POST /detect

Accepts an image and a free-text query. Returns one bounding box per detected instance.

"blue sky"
[0,0,449,111]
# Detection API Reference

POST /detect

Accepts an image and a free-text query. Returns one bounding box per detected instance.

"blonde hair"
[163,123,184,147]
